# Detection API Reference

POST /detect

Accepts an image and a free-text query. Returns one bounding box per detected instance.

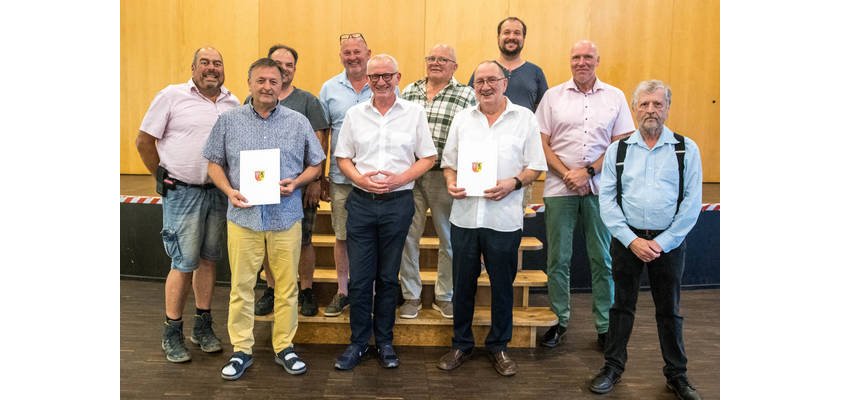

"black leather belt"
[630,227,664,240]
[171,178,215,190]
[352,187,410,201]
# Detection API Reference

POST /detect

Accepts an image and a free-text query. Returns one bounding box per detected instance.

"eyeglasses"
[473,76,506,87]
[368,72,398,83]
[424,56,455,64]
[339,33,366,43]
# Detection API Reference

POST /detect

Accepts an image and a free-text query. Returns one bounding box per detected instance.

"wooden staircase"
[255,202,556,348]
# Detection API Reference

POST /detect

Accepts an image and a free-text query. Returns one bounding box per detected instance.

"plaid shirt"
[401,77,476,168]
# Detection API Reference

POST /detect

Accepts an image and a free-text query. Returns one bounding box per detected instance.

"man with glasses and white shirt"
[437,61,546,377]
[397,44,476,320]
[332,54,437,371]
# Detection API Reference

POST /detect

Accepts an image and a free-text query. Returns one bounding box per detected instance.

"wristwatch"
[586,166,596,177]
[513,177,523,190]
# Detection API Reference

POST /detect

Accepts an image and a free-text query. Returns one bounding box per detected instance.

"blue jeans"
[451,226,521,353]
[345,188,414,347]
[160,186,226,272]
[604,236,688,380]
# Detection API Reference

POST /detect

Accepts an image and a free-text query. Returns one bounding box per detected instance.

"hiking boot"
[162,320,191,363]
[255,287,274,316]
[191,313,222,353]
[299,288,318,317]
[323,293,349,317]
[398,299,421,319]
[432,299,453,319]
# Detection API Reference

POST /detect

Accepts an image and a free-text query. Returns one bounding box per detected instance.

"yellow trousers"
[226,221,301,354]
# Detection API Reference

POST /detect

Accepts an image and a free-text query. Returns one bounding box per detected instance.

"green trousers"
[544,195,613,333]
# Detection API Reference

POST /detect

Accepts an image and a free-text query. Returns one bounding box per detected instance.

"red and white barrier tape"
[120,195,162,205]
[120,196,719,212]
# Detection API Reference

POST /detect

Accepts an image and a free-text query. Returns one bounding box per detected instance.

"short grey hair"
[631,80,672,109]
[367,53,399,72]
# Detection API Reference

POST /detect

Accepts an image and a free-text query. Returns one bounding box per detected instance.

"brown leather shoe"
[437,348,472,371]
[488,350,517,376]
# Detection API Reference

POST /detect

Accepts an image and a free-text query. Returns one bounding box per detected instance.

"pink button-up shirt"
[535,78,634,197]
[140,79,240,184]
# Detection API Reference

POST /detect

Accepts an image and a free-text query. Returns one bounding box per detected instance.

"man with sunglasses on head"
[319,33,395,318]
[437,61,546,376]
[397,44,476,320]
[332,54,437,371]
[536,40,635,351]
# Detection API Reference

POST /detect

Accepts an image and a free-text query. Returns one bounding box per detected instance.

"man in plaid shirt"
[397,44,477,320]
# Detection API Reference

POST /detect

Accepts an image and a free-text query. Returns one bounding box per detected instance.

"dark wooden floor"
[120,279,719,399]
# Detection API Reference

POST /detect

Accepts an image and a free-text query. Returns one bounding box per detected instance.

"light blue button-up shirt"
[203,102,326,232]
[599,126,702,253]
[319,71,373,184]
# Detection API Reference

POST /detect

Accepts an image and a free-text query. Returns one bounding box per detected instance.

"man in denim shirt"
[588,80,702,400]
[204,58,325,380]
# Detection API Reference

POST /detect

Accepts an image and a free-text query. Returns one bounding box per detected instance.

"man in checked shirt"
[397,44,476,320]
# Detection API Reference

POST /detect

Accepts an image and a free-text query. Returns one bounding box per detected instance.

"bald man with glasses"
[397,44,476,320]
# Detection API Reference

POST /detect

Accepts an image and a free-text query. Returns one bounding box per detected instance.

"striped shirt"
[202,102,326,232]
[401,77,476,169]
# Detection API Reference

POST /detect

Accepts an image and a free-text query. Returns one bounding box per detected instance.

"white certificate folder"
[239,148,280,205]
[456,140,498,196]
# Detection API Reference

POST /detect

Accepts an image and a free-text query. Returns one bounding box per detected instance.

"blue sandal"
[221,351,253,380]
[276,346,307,375]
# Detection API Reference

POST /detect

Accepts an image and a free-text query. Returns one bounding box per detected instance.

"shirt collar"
[248,97,280,119]
[187,78,230,97]
[626,125,677,149]
[365,96,403,114]
[471,96,514,118]
[339,70,369,91]
[562,77,604,94]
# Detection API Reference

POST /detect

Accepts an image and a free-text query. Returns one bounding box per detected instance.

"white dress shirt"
[441,98,548,232]
[334,97,437,192]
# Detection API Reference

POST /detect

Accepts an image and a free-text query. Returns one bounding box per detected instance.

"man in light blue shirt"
[589,80,703,400]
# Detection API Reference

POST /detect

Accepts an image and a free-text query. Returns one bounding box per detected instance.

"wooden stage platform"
[120,279,720,399]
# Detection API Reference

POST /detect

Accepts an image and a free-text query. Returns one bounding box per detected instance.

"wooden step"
[260,268,547,287]
[311,234,542,251]
[316,201,539,218]
[255,306,558,348]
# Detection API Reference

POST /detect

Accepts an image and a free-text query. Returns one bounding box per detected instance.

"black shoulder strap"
[615,138,630,212]
[674,133,686,215]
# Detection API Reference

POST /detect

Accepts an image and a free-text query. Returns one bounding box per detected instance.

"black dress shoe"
[667,376,701,400]
[376,344,400,368]
[589,367,621,394]
[541,324,567,348]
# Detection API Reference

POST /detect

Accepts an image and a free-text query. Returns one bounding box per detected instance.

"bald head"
[569,40,600,89]
[426,44,458,84]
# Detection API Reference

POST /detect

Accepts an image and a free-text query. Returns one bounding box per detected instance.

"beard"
[499,41,522,57]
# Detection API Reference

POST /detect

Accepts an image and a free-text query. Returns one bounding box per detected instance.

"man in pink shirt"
[136,47,240,363]
[535,40,635,350]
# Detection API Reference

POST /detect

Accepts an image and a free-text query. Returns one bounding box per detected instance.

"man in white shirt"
[436,61,547,376]
[332,54,437,371]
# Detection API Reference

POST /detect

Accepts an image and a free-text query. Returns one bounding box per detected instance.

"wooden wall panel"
[509,0,592,86]
[258,0,341,95]
[670,0,720,181]
[121,0,181,174]
[120,0,720,181]
[589,0,674,96]
[341,0,426,89]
